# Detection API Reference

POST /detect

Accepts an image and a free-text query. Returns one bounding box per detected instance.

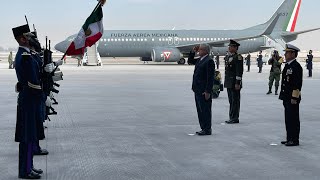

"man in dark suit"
[224,40,243,124]
[191,44,215,135]
[279,44,303,147]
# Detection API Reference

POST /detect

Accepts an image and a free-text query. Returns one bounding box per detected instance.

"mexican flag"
[66,4,104,55]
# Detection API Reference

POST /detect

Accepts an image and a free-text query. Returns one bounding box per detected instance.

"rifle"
[43,37,58,119]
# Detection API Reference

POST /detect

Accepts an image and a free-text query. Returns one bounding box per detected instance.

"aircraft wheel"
[178,58,186,65]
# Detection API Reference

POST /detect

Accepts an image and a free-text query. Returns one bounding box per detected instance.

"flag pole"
[59,1,102,61]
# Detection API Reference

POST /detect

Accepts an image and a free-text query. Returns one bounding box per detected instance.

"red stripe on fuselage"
[290,0,302,32]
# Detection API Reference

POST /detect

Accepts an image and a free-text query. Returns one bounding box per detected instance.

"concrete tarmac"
[0,61,319,180]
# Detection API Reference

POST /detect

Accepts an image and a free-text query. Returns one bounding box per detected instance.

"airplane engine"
[151,47,183,62]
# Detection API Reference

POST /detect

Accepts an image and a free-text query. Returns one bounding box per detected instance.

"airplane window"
[183,38,186,41]
[211,38,213,41]
[111,39,114,41]
[122,39,124,41]
[197,38,199,41]
[118,39,121,41]
[162,38,165,41]
[190,38,192,41]
[166,38,168,41]
[145,38,147,41]
[152,38,154,41]
[254,38,256,41]
[107,39,110,42]
[200,38,203,41]
[125,39,128,41]
[133,39,136,41]
[100,39,103,42]
[129,39,132,41]
[218,38,220,40]
[186,38,189,41]
[214,38,216,41]
[115,39,118,42]
[159,38,162,41]
[137,39,140,41]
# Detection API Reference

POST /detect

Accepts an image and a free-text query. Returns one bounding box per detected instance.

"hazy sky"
[1,0,319,50]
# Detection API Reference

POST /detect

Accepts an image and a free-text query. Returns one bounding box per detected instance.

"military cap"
[283,44,300,52]
[12,24,34,38]
[228,39,240,47]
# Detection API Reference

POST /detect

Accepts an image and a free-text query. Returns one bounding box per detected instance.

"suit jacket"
[224,53,244,89]
[279,59,303,102]
[192,55,215,94]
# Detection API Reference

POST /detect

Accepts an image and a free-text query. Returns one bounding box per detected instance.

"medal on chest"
[286,68,293,75]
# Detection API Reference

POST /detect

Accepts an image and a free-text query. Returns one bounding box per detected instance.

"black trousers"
[308,69,312,77]
[258,66,262,73]
[283,101,300,142]
[227,88,241,121]
[247,65,250,72]
[19,142,34,177]
[195,93,212,130]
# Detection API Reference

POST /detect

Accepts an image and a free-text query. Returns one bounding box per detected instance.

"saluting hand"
[203,92,211,100]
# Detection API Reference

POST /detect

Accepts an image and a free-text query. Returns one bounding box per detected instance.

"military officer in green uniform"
[224,40,243,124]
[266,50,283,95]
[279,44,303,146]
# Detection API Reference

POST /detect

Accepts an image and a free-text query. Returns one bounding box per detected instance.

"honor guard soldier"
[266,50,283,95]
[279,44,303,146]
[245,52,251,72]
[257,51,263,73]
[224,40,243,124]
[13,24,52,179]
[306,50,313,77]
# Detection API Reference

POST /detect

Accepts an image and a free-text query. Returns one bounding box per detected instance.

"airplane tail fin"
[247,0,302,33]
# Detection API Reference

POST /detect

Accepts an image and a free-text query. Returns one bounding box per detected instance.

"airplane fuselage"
[97,30,267,58]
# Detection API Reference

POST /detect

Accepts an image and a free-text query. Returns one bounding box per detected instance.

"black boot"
[266,86,272,94]
[275,86,279,95]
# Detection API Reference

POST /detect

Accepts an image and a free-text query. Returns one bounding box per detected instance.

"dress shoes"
[196,129,212,136]
[34,149,49,156]
[225,120,239,124]
[19,171,41,179]
[32,167,43,174]
[285,141,299,146]
[281,141,287,144]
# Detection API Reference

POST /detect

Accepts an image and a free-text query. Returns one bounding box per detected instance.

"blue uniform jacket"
[15,47,45,143]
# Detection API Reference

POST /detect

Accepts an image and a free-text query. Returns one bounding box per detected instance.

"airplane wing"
[175,14,280,51]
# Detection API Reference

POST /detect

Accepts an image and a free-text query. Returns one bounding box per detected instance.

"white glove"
[44,63,54,73]
[54,60,63,66]
[49,91,54,99]
[45,96,52,107]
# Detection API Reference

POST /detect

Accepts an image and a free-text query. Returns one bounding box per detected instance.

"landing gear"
[97,62,102,66]
[177,58,186,65]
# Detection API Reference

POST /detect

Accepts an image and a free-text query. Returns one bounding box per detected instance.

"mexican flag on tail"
[66,3,104,55]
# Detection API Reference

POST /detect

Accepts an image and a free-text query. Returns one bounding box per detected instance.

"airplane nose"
[54,41,68,53]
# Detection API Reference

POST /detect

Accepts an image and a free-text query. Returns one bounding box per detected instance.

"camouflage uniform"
[267,56,283,95]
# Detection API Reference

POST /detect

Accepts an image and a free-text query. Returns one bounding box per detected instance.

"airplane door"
[167,37,173,45]
[174,37,179,45]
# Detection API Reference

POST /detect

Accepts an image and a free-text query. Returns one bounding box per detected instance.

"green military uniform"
[224,40,243,124]
[267,55,283,95]
[8,52,13,69]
